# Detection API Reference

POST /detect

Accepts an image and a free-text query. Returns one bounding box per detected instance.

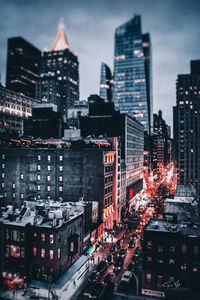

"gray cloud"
[0,0,200,129]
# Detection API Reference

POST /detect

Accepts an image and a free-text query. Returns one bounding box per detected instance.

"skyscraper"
[6,37,41,98]
[99,62,113,101]
[174,60,200,192]
[113,15,152,133]
[36,19,79,113]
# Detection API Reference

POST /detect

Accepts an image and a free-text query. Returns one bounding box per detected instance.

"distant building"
[0,85,40,135]
[100,63,113,101]
[174,60,200,193]
[66,100,88,129]
[6,37,41,98]
[24,103,65,139]
[113,15,152,133]
[142,216,200,299]
[36,19,79,113]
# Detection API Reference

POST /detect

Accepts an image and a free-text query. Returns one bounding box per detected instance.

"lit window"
[59,155,63,161]
[37,165,41,171]
[12,183,15,189]
[33,233,37,239]
[41,249,45,258]
[147,256,152,262]
[2,154,5,159]
[49,250,54,260]
[47,175,50,181]
[170,246,175,252]
[38,155,41,161]
[33,247,37,256]
[158,245,163,252]
[41,233,45,242]
[2,182,5,188]
[12,193,15,199]
[49,234,54,244]
[182,244,187,253]
[47,155,51,161]
[59,176,62,182]
[20,174,24,180]
[59,186,63,192]
[58,248,61,259]
[37,185,40,191]
[59,197,63,201]
[20,193,24,199]
[2,163,5,168]
[59,165,63,171]
[47,186,50,191]
[2,173,4,178]
[47,165,51,171]
[147,241,152,250]
[146,273,151,283]
[37,175,40,181]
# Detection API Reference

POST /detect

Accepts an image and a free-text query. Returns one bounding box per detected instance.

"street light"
[132,271,139,296]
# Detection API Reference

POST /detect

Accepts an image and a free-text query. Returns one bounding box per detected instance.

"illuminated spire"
[52,18,70,51]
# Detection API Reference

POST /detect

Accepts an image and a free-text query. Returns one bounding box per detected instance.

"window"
[169,258,175,264]
[37,165,41,171]
[58,248,61,259]
[147,256,152,262]
[2,154,5,159]
[47,175,50,181]
[146,273,151,283]
[2,163,5,168]
[47,165,51,171]
[33,247,37,256]
[33,233,37,239]
[182,244,187,253]
[49,250,54,260]
[20,193,24,199]
[170,246,175,252]
[59,197,63,201]
[41,233,45,242]
[47,186,50,191]
[38,155,41,161]
[194,246,199,255]
[158,245,163,253]
[59,165,63,171]
[20,173,24,180]
[59,155,63,161]
[47,155,51,161]
[41,249,45,258]
[11,245,20,258]
[49,234,54,244]
[2,182,5,188]
[2,173,4,178]
[37,175,40,181]
[147,241,152,250]
[59,186,63,192]
[12,183,15,189]
[37,185,40,191]
[59,176,63,182]
[12,193,15,199]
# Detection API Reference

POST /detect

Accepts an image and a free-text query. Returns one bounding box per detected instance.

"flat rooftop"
[174,184,198,199]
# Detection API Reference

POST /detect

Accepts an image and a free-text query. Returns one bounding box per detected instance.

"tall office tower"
[6,37,41,98]
[113,15,152,133]
[174,60,200,192]
[99,62,113,101]
[36,19,79,113]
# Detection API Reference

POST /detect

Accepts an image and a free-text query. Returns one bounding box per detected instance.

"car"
[103,272,115,285]
[128,240,135,248]
[135,247,142,255]
[131,233,138,240]
[118,248,127,257]
[116,239,123,249]
[97,261,107,274]
[106,254,113,265]
[131,255,139,264]
[89,270,99,282]
[109,246,117,254]
[121,271,133,285]
[127,262,135,271]
[113,257,124,272]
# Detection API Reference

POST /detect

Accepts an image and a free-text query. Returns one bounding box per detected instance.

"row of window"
[33,248,61,260]
[147,241,199,254]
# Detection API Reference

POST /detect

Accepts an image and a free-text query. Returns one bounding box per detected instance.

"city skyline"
[1,0,200,129]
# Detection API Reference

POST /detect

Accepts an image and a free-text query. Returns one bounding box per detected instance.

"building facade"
[173,60,200,193]
[100,62,113,101]
[6,37,41,99]
[0,85,40,135]
[113,15,152,133]
[36,19,79,113]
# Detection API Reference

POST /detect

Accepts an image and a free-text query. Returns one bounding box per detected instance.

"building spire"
[52,18,70,51]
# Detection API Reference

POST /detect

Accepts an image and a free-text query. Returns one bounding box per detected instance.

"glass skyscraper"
[100,62,113,101]
[113,15,152,133]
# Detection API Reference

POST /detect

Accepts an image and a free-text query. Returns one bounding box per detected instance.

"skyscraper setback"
[36,19,79,113]
[6,37,41,98]
[113,15,152,133]
[174,60,200,193]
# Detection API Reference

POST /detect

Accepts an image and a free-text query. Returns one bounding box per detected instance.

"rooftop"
[174,184,198,199]
[0,200,84,228]
[145,218,200,238]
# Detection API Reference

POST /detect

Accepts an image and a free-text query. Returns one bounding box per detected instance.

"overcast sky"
[1,0,200,129]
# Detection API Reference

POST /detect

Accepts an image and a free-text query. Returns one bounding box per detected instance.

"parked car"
[121,271,133,285]
[116,239,123,249]
[103,272,115,285]
[135,247,142,255]
[118,248,127,257]
[97,261,107,274]
[109,246,117,254]
[89,270,100,282]
[106,254,113,265]
[127,262,135,271]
